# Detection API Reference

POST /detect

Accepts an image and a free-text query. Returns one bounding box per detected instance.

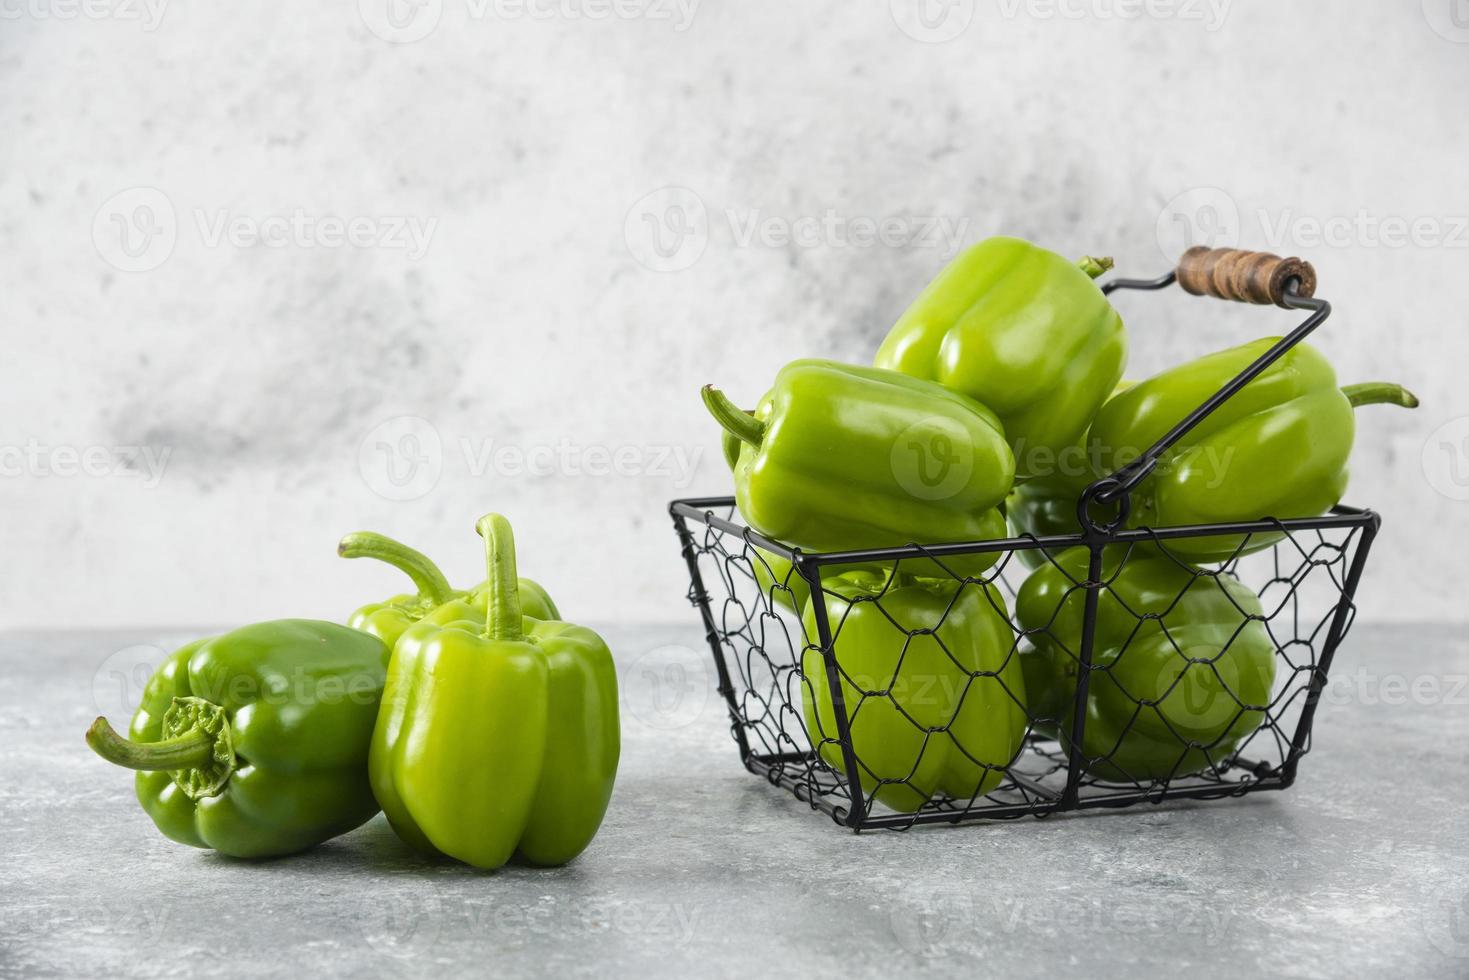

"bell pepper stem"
[1343,382,1419,409]
[703,385,767,448]
[1076,256,1114,280]
[85,717,214,771]
[337,532,455,606]
[476,514,524,642]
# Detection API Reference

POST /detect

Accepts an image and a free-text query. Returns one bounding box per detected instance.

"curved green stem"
[1343,382,1420,409]
[86,717,213,771]
[702,385,767,448]
[337,532,454,605]
[476,514,523,642]
[1077,255,1115,280]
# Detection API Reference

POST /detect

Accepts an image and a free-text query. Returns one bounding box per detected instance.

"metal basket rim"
[669,496,1379,566]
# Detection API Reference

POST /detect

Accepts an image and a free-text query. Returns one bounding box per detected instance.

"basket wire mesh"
[670,500,1375,830]
[669,251,1380,830]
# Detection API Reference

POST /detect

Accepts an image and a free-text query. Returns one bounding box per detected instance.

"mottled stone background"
[2,0,1465,628]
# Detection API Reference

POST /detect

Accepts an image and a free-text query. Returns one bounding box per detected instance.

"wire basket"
[669,247,1380,830]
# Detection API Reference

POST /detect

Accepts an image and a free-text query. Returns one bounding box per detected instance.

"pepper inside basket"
[668,247,1381,831]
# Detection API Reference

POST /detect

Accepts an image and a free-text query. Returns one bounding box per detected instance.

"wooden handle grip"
[1176,246,1317,307]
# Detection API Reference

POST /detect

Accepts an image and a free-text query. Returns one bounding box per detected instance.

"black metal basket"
[669,247,1379,830]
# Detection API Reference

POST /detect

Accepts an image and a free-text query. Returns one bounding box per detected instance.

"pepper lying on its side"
[85,620,390,858]
[717,407,813,613]
[705,359,1014,578]
[1086,338,1417,561]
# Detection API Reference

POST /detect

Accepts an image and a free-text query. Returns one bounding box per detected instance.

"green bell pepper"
[717,409,813,614]
[802,568,1027,812]
[85,620,389,858]
[1006,381,1135,568]
[874,237,1126,479]
[339,530,557,648]
[748,547,810,614]
[1016,547,1276,782]
[704,359,1013,578]
[370,514,619,869]
[1088,338,1418,561]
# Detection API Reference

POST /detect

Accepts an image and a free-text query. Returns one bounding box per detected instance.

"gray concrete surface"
[2,622,1467,978]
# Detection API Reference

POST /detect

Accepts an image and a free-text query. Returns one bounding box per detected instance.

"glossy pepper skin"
[802,569,1027,812]
[1016,548,1276,782]
[1087,339,1418,561]
[369,514,619,869]
[874,238,1126,479]
[339,531,558,648]
[704,360,1014,578]
[85,620,389,858]
[1006,381,1135,568]
[718,411,813,614]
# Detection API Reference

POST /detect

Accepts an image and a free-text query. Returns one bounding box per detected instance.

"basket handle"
[1079,248,1330,529]
[1176,246,1317,308]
